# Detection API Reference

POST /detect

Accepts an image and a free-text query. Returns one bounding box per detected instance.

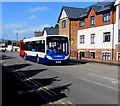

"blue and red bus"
[19,35,70,64]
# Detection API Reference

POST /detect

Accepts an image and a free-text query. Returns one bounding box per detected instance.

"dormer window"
[103,12,110,22]
[90,16,95,26]
[80,19,85,27]
[62,20,66,29]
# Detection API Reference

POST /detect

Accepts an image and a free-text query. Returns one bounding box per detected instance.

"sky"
[2,2,99,41]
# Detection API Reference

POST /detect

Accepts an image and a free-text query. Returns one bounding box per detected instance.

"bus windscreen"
[46,36,69,54]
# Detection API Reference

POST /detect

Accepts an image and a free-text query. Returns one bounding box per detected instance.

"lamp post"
[16,32,18,46]
[16,28,20,46]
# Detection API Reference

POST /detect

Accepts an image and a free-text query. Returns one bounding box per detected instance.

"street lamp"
[16,28,20,46]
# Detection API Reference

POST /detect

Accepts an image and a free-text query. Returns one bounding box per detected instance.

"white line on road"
[81,78,118,91]
[88,73,118,83]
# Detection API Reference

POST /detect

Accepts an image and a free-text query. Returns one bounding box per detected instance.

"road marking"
[111,80,118,84]
[49,102,53,104]
[88,73,118,82]
[59,100,68,106]
[81,78,118,91]
[66,101,76,106]
[32,79,58,96]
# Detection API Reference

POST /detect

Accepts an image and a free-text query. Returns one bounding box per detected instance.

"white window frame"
[91,34,95,44]
[90,16,95,26]
[103,32,111,42]
[118,30,120,42]
[103,12,110,22]
[62,20,66,29]
[80,35,85,43]
[117,52,120,61]
[80,19,85,27]
[102,52,111,60]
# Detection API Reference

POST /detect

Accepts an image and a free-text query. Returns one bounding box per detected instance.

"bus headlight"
[46,55,52,60]
[64,55,69,60]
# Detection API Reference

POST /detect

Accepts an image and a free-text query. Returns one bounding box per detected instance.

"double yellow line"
[57,100,76,106]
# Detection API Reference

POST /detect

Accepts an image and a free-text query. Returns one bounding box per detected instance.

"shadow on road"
[7,63,31,70]
[2,55,14,60]
[32,76,61,86]
[46,60,88,66]
[16,69,47,79]
[19,83,71,106]
[2,64,71,106]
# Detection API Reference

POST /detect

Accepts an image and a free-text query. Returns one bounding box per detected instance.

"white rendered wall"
[60,9,67,20]
[77,24,117,50]
[114,3,120,46]
[43,30,47,36]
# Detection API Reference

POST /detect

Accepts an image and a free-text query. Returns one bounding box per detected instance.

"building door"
[80,52,85,59]
[91,52,95,59]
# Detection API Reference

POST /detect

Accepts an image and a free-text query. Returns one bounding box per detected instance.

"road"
[2,51,119,106]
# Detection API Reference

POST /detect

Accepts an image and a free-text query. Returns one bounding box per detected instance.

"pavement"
[70,58,120,66]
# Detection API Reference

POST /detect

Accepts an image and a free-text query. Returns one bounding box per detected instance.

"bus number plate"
[56,61,61,63]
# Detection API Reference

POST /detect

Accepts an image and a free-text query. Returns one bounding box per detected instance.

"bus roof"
[21,35,68,42]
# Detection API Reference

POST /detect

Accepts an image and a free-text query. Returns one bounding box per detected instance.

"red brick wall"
[59,18,70,36]
[78,9,116,30]
[77,48,119,64]
[59,18,80,58]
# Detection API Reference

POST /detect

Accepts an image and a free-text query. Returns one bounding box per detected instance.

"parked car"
[0,46,6,52]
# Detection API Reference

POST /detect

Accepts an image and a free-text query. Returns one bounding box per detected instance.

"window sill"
[80,43,85,44]
[90,24,95,27]
[103,21,110,23]
[80,26,84,28]
[62,27,66,29]
[103,41,111,43]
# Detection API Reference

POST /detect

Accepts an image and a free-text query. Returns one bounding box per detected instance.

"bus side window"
[35,41,39,52]
[21,43,24,50]
[32,41,36,51]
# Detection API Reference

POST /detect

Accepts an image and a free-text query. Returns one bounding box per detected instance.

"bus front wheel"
[24,54,27,60]
[36,56,39,64]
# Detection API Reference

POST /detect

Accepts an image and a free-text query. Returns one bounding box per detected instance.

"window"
[119,6,120,19]
[90,52,95,59]
[118,30,120,42]
[103,13,110,22]
[90,16,95,26]
[25,42,32,51]
[80,35,85,43]
[103,32,111,42]
[118,53,120,61]
[21,43,25,50]
[35,40,45,53]
[91,34,95,44]
[80,51,85,59]
[62,20,66,29]
[80,19,85,27]
[102,52,111,60]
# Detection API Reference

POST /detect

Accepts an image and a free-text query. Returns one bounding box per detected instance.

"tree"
[5,40,12,46]
[55,24,59,28]
[13,42,16,46]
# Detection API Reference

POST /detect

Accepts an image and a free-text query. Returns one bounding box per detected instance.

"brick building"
[58,0,120,63]
[58,6,85,58]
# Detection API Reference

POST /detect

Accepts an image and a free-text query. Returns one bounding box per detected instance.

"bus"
[19,35,70,64]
